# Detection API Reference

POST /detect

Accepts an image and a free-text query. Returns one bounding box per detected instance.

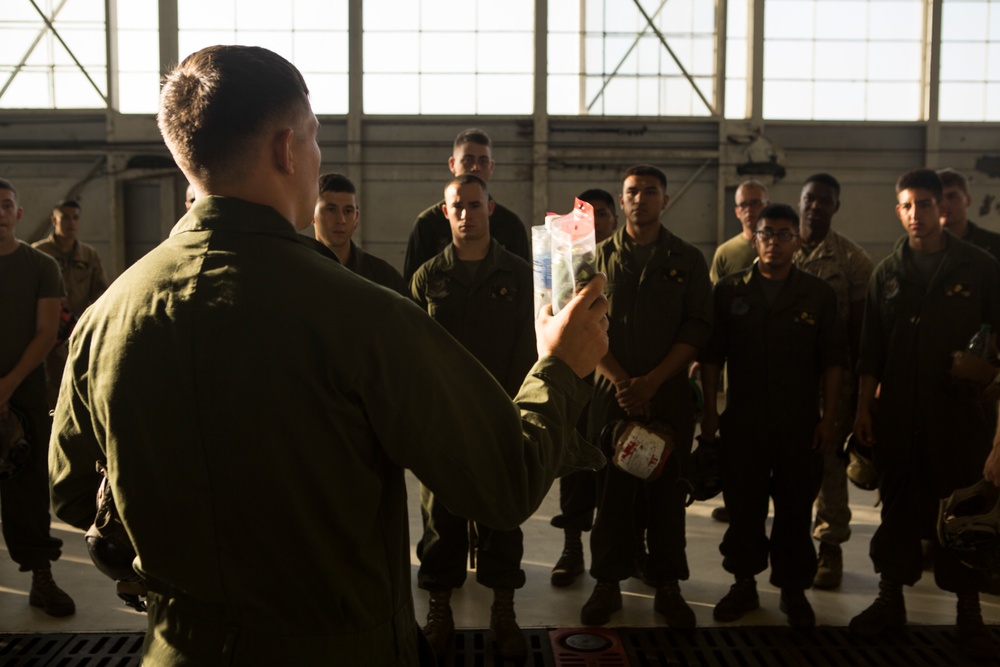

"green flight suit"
[410,240,536,591]
[589,224,713,584]
[49,196,601,667]
[703,264,845,589]
[858,233,1000,591]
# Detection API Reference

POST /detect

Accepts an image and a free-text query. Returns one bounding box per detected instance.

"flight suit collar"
[744,262,805,312]
[437,238,508,290]
[171,196,301,240]
[891,231,971,294]
[609,223,678,279]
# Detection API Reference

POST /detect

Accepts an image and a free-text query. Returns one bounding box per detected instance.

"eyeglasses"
[736,199,765,210]
[755,229,798,242]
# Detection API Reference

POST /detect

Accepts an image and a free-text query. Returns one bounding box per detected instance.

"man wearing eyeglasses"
[700,203,845,628]
[403,128,529,282]
[793,173,873,591]
[709,180,769,283]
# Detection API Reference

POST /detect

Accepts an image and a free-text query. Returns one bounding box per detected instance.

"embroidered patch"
[491,284,516,301]
[730,297,750,316]
[426,275,450,300]
[793,310,817,325]
[663,268,686,284]
[945,282,972,298]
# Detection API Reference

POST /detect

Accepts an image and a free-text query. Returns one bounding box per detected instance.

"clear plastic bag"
[532,199,597,317]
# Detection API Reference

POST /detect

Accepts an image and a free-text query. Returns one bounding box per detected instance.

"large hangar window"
[362,0,534,115]
[546,0,717,116]
[762,0,924,121]
[939,0,1000,121]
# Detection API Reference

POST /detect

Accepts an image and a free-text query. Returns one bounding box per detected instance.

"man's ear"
[274,128,295,175]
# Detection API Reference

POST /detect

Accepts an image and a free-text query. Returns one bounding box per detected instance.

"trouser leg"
[417,484,470,590]
[769,437,823,590]
[474,526,526,590]
[643,450,691,584]
[719,432,772,579]
[551,471,596,532]
[2,374,63,571]
[813,414,853,546]
[590,463,639,582]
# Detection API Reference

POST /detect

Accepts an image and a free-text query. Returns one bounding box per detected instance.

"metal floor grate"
[2,627,997,666]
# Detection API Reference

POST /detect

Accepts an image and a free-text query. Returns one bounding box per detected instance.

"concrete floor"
[0,472,996,635]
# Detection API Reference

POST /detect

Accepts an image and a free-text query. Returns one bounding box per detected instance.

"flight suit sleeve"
[362,298,596,531]
[856,268,886,380]
[700,281,729,367]
[49,327,104,531]
[676,249,714,350]
[410,265,429,310]
[818,282,849,370]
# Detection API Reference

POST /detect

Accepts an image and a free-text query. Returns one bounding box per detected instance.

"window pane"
[548,0,717,116]
[763,0,923,120]
[0,0,107,109]
[941,42,988,82]
[118,72,160,114]
[815,41,865,81]
[304,73,349,115]
[364,73,420,114]
[366,0,533,115]
[765,41,814,80]
[763,80,813,119]
[940,82,986,121]
[866,82,921,121]
[815,2,867,41]
[478,74,533,114]
[765,1,815,40]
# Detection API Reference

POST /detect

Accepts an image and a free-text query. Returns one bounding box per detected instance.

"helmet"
[605,420,675,482]
[686,435,723,505]
[938,479,1000,571]
[0,409,31,481]
[844,433,877,491]
[85,462,146,612]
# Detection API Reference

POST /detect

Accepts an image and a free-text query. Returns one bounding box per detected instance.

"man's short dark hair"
[444,174,489,199]
[158,45,311,183]
[759,203,800,228]
[804,173,841,198]
[54,199,81,212]
[937,168,969,195]
[896,169,943,202]
[318,173,356,196]
[0,178,19,202]
[624,164,667,190]
[577,188,616,213]
[454,128,492,151]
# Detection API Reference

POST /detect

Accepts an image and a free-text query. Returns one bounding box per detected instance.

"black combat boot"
[490,588,527,659]
[849,579,905,637]
[551,529,584,587]
[581,580,622,626]
[421,589,454,658]
[654,580,696,629]
[29,565,75,617]
[713,576,759,622]
[956,589,997,662]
